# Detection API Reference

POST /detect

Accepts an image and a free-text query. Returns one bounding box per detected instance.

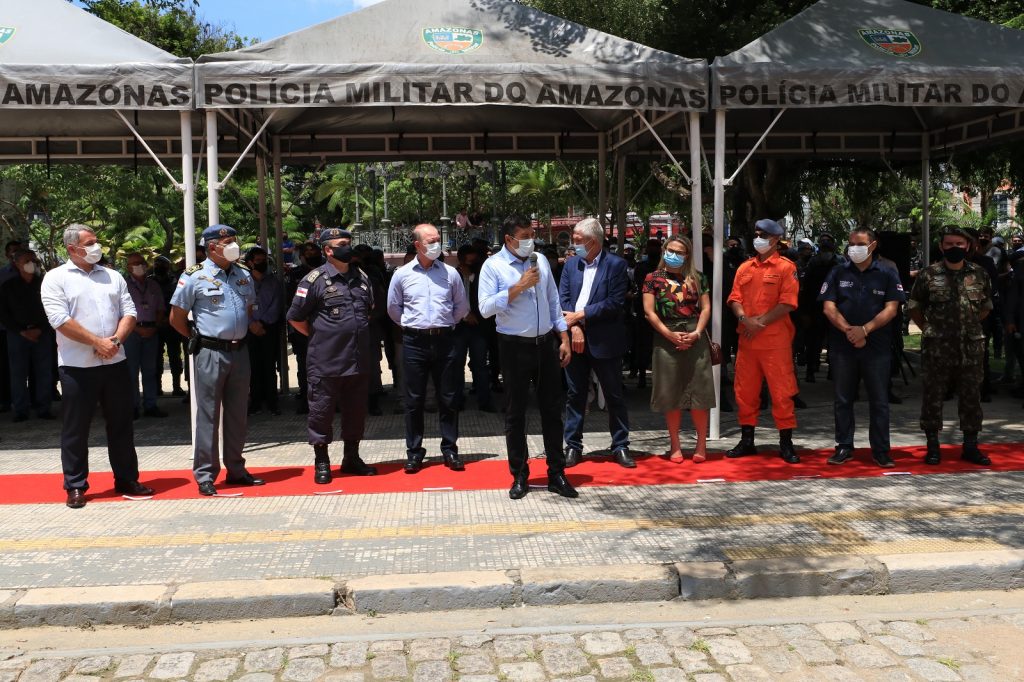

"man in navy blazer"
[559,218,634,468]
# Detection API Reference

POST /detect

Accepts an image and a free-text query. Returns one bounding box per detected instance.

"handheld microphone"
[528,253,538,267]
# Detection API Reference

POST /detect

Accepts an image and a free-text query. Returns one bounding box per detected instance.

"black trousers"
[290,332,309,403]
[0,330,10,408]
[402,331,460,459]
[307,373,368,446]
[58,361,140,491]
[248,323,281,410]
[159,325,185,384]
[498,333,566,480]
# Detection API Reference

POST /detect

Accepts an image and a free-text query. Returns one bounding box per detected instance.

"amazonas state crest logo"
[0,27,16,47]
[858,28,922,58]
[423,27,483,55]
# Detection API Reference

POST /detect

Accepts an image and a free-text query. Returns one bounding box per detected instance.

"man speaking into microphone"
[479,215,576,500]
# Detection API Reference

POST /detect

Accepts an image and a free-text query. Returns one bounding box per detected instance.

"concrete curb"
[3,550,1022,628]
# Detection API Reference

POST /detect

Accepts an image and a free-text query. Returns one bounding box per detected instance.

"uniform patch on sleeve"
[820,282,828,295]
[897,284,904,292]
[295,286,308,298]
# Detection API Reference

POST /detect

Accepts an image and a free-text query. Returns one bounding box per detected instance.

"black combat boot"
[727,425,757,458]
[779,429,800,463]
[961,432,991,466]
[924,431,941,465]
[313,444,331,485]
[340,440,378,476]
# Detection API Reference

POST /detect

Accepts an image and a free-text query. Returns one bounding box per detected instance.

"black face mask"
[329,245,353,263]
[727,246,743,258]
[943,246,968,264]
[305,254,323,267]
[154,266,169,276]
[252,262,268,273]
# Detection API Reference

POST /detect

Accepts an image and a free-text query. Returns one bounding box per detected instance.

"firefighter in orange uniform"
[726,219,801,463]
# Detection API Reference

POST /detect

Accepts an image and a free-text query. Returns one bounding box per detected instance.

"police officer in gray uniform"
[286,228,377,484]
[170,225,265,495]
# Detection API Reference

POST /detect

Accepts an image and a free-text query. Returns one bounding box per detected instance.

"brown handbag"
[705,329,723,366]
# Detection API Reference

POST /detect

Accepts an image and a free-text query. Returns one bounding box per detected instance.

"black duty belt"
[136,322,157,329]
[198,335,246,351]
[499,331,555,346]
[403,326,454,337]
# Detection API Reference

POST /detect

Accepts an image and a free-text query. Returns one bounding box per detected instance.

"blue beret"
[201,224,236,243]
[319,228,353,245]
[754,219,783,236]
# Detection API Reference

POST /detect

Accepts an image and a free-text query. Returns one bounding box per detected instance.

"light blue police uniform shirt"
[478,246,568,338]
[170,259,254,340]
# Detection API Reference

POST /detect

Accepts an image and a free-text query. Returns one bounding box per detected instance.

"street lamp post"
[353,163,362,230]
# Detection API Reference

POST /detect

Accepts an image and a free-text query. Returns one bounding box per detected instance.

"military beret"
[754,219,784,236]
[319,228,353,245]
[201,224,236,244]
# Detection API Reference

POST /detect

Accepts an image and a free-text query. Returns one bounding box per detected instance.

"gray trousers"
[193,346,250,484]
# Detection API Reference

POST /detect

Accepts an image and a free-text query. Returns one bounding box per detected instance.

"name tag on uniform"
[763,273,781,284]
[840,281,853,288]
[873,289,885,296]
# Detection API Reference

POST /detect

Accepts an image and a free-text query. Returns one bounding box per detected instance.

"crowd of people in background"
[0,209,1018,506]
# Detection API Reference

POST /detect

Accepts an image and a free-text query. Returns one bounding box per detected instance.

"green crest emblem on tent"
[422,27,483,55]
[858,29,921,58]
[0,27,15,47]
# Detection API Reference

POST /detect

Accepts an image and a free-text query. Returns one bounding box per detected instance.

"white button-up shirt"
[574,251,602,313]
[479,247,568,338]
[41,262,136,368]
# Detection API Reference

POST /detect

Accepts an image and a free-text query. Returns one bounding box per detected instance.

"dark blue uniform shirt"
[286,263,374,378]
[818,257,905,353]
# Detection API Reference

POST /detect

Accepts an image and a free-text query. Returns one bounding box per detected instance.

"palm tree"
[508,162,570,228]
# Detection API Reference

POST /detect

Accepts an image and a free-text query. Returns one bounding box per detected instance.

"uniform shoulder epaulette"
[305,269,322,283]
[235,262,250,271]
[185,264,203,275]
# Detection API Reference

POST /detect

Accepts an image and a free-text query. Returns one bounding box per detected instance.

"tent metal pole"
[725,108,786,186]
[711,109,727,441]
[689,111,703,273]
[634,109,690,184]
[205,111,220,226]
[616,152,627,249]
[598,134,608,228]
[181,110,198,454]
[273,136,290,394]
[257,155,268,248]
[922,133,931,267]
[113,111,184,190]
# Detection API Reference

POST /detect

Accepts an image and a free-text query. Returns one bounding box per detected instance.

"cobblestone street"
[3,593,1024,681]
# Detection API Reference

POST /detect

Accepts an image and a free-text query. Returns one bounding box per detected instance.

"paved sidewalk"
[1,352,1023,601]
[3,592,1024,681]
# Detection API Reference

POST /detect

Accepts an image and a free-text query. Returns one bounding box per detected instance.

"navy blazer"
[559,251,629,359]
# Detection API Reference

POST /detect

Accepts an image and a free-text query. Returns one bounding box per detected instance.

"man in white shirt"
[40,225,154,509]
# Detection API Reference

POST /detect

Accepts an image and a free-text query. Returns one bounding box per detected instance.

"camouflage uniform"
[908,261,993,433]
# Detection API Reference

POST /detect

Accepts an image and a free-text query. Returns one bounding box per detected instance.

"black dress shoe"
[442,453,465,471]
[613,448,636,469]
[143,407,168,418]
[873,452,896,468]
[509,476,529,500]
[225,472,265,486]
[404,457,423,474]
[66,489,87,509]
[547,472,579,498]
[961,445,991,466]
[314,461,332,484]
[564,447,582,468]
[198,481,217,496]
[341,457,378,476]
[114,480,155,496]
[827,447,854,465]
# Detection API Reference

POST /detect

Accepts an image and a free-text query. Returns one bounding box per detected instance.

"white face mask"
[847,244,871,264]
[423,241,443,261]
[514,238,534,259]
[82,243,103,264]
[753,237,773,255]
[21,262,36,275]
[220,242,241,263]
[130,264,146,277]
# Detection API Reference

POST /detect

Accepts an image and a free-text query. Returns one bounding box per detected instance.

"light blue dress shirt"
[170,259,254,341]
[40,262,136,368]
[386,258,469,329]
[478,246,568,337]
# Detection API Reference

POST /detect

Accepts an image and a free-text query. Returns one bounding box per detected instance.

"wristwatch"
[110,336,121,348]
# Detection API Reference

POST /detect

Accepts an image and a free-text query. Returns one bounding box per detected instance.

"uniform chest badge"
[326,286,337,293]
[965,275,976,286]
[237,278,249,286]
[332,308,340,315]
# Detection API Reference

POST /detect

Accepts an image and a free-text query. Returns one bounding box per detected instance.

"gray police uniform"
[171,258,255,484]
[286,262,374,447]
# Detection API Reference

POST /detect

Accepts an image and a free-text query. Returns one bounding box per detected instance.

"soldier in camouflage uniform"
[908,227,993,466]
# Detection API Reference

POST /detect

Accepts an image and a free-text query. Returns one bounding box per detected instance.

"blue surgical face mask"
[663,252,686,269]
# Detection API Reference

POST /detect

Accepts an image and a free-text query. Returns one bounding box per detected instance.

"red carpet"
[3,444,1024,505]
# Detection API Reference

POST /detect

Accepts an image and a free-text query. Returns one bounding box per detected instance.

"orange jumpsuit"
[727,252,799,430]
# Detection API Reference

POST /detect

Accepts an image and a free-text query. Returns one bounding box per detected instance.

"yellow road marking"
[2,503,1022,553]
